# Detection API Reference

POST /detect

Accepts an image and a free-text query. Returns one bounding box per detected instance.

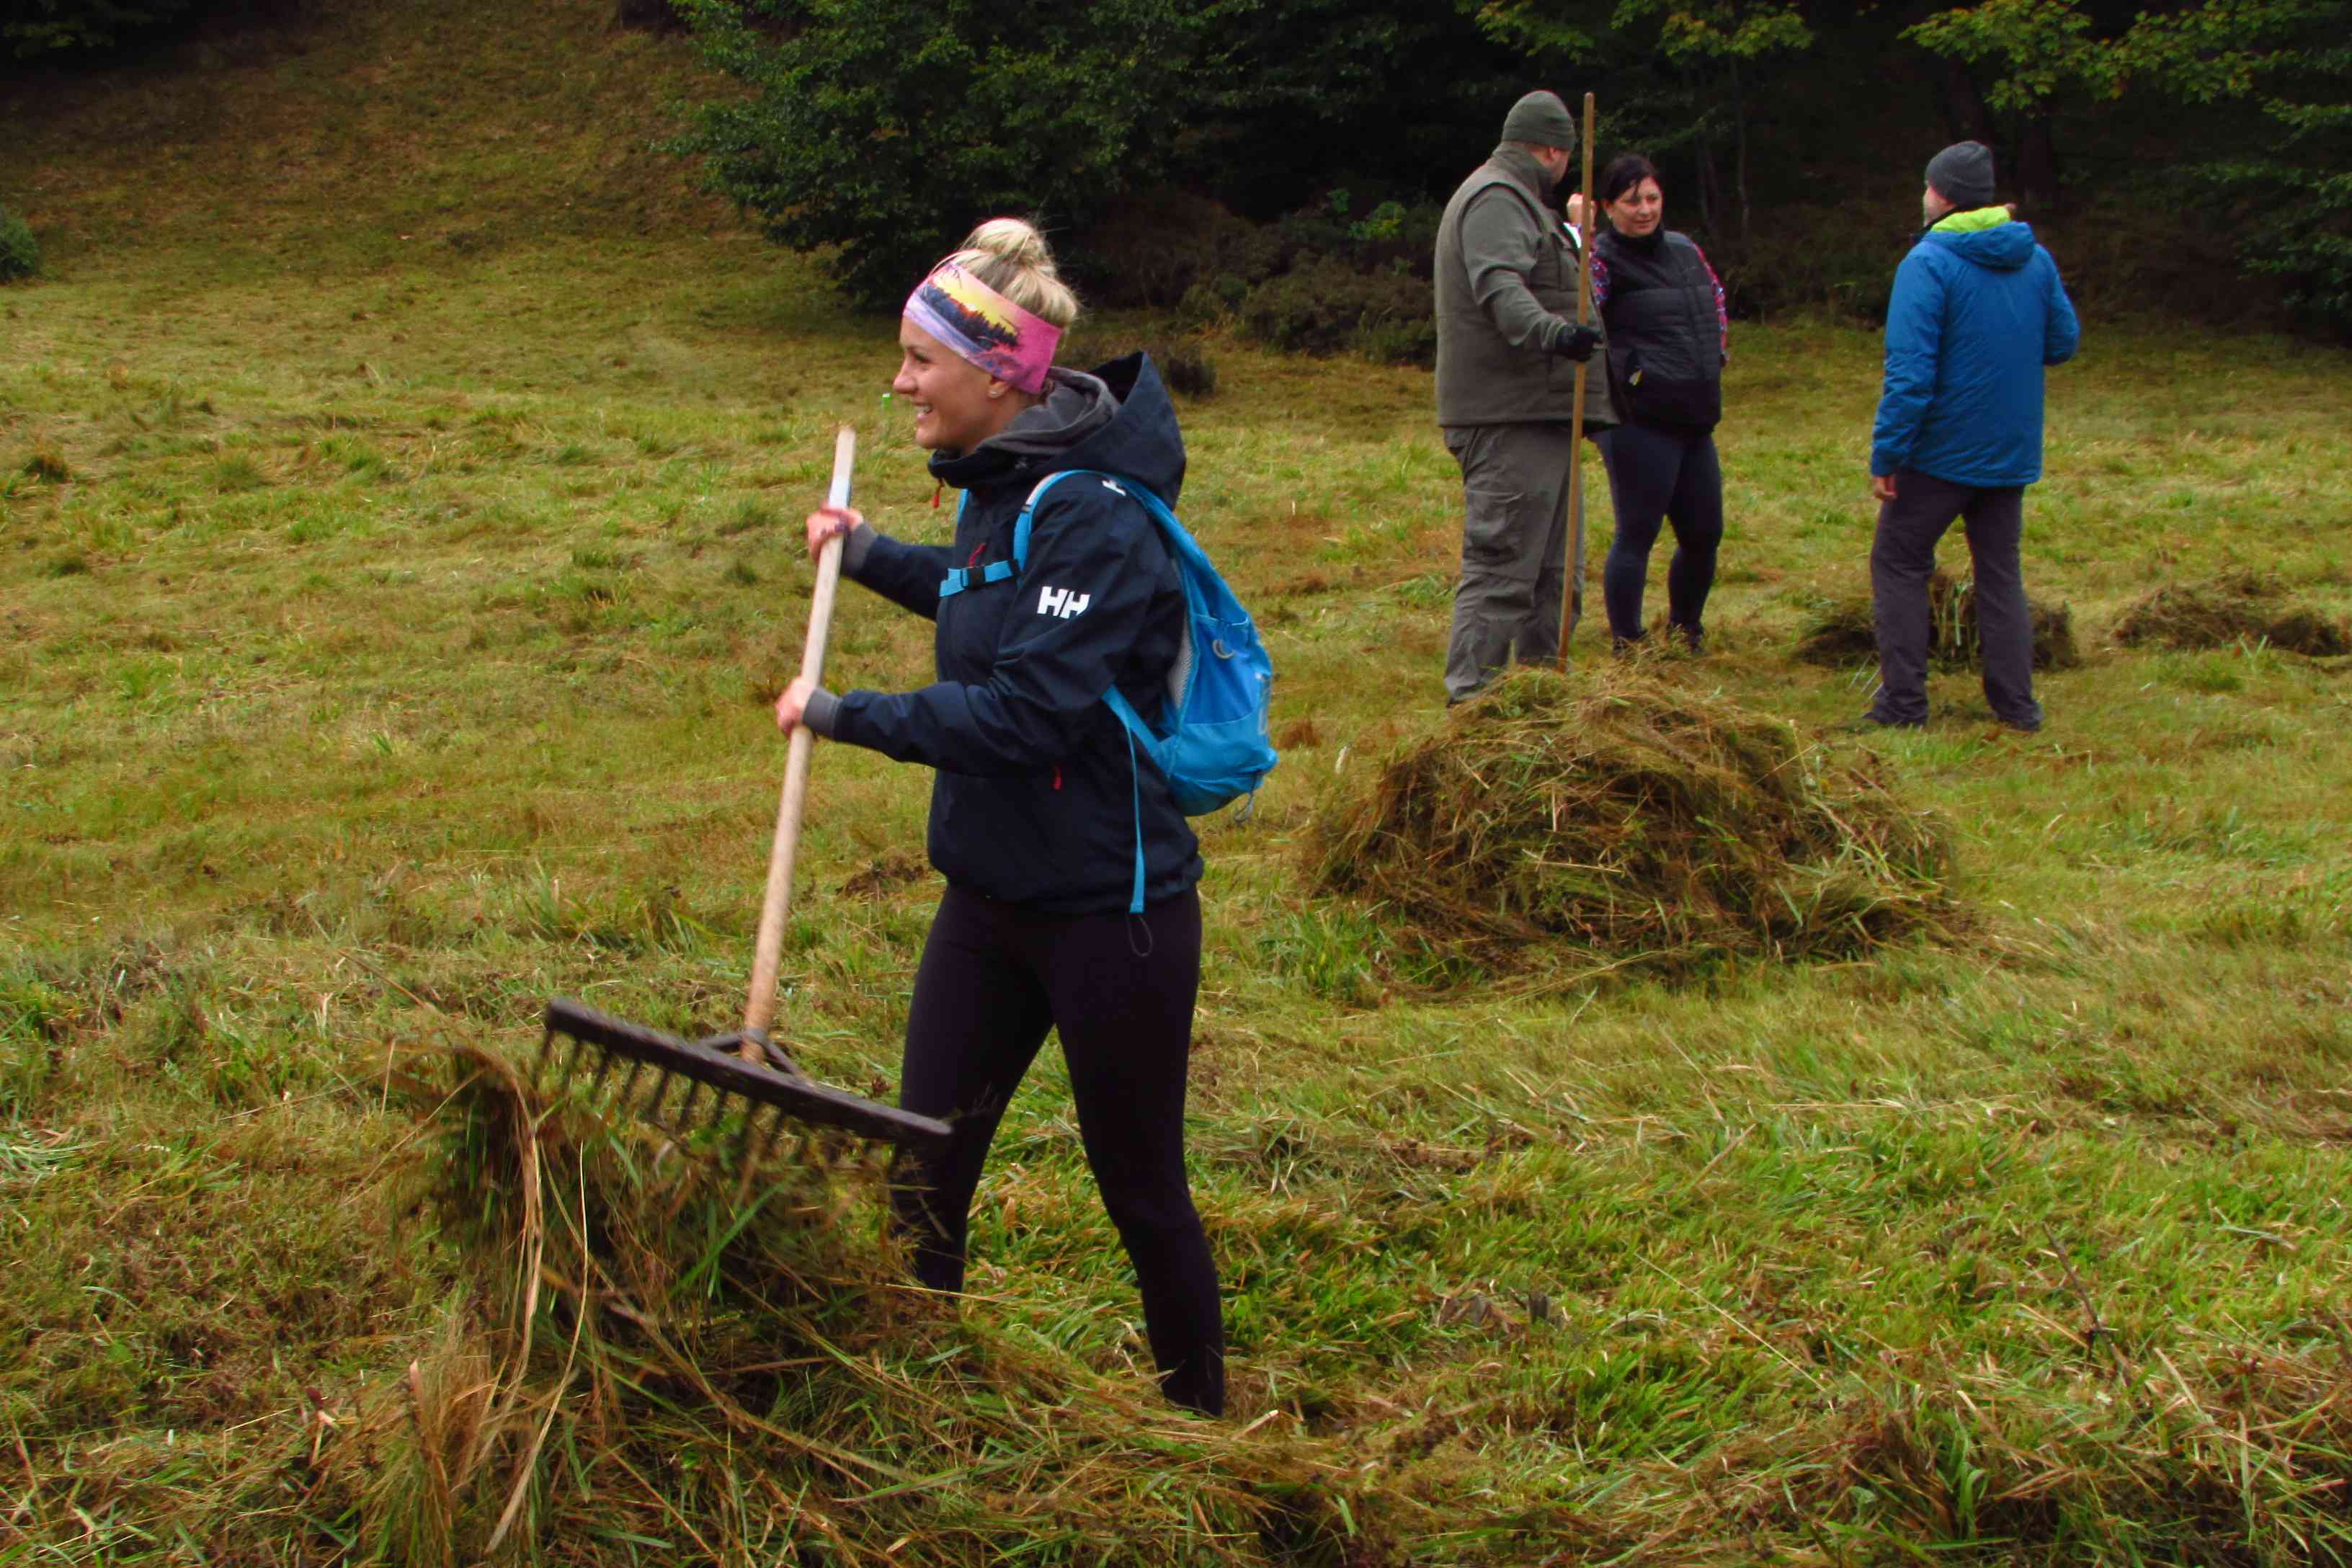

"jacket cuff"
[801,687,844,738]
[841,522,878,576]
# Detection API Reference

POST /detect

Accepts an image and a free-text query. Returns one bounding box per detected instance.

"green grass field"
[6,3,2352,1562]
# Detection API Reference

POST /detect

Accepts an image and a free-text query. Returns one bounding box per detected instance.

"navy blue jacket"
[1871,210,2080,486]
[820,354,1202,915]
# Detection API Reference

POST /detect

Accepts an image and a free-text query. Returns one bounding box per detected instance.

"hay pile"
[1793,570,2080,671]
[362,1044,1352,1562]
[2111,571,2351,656]
[1307,668,1953,981]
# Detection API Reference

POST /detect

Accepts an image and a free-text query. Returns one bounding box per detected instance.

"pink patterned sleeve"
[1589,249,1611,310]
[1694,244,1728,362]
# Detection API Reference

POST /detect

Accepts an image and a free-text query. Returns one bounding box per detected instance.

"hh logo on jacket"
[1037,585,1091,619]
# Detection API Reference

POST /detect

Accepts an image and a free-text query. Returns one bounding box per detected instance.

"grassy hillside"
[5,3,2352,1562]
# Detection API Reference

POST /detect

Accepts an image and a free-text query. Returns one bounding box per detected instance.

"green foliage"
[1903,0,2124,114]
[667,0,1245,308]
[1,0,199,57]
[665,0,1523,309]
[0,208,37,283]
[1237,258,1435,364]
[2146,0,2352,332]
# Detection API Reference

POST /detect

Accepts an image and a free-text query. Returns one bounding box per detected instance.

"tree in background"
[1908,0,2349,329]
[2119,0,2351,330]
[666,0,1533,308]
[1476,0,1812,246]
[3,0,200,56]
[667,0,1252,307]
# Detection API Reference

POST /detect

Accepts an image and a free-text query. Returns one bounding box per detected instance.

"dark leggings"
[1597,422,1724,643]
[888,883,1223,1416]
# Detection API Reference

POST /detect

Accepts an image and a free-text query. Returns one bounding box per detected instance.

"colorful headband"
[903,261,1060,395]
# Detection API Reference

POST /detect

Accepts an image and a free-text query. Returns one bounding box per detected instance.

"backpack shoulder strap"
[1010,468,1148,574]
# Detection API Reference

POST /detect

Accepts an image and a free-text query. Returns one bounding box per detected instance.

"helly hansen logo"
[1037,585,1091,619]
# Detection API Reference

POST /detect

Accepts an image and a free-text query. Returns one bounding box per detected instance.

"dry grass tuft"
[20,437,72,484]
[2112,570,2351,656]
[1304,667,1954,983]
[1794,569,2081,672]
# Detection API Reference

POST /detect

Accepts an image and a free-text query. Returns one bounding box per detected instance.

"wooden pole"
[743,425,855,1051]
[1559,89,1598,662]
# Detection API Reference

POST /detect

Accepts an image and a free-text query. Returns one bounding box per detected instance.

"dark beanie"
[1925,141,1995,208]
[1501,90,1577,152]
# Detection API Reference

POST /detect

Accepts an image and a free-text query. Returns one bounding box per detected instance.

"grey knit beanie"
[1500,91,1577,152]
[1925,141,1996,208]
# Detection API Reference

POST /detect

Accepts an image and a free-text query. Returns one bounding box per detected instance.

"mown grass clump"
[376,1043,1365,1563]
[1793,569,2081,672]
[2111,569,2351,656]
[1306,667,1954,983]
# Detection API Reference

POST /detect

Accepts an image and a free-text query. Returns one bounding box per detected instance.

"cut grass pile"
[1792,568,2081,672]
[374,1042,1355,1562]
[2111,570,2352,656]
[1305,666,1952,982]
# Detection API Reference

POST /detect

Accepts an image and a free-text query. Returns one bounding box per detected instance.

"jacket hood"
[1925,210,2037,272]
[930,352,1186,504]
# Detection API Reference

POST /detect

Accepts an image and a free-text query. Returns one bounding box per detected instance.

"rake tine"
[617,1056,649,1109]
[752,1104,786,1167]
[674,1079,706,1133]
[644,1072,676,1125]
[556,1033,588,1097]
[587,1046,620,1100]
[533,1025,560,1088]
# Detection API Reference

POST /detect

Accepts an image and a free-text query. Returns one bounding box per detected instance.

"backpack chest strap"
[935,472,1127,599]
[937,558,1015,599]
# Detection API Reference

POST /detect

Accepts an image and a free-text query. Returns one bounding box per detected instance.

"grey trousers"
[1442,422,1589,702]
[1868,471,2041,728]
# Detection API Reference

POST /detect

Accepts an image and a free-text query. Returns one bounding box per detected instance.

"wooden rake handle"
[743,424,855,1050]
[1560,89,1598,664]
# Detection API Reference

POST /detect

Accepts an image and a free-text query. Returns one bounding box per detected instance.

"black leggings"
[888,883,1223,1415]
[1598,422,1724,643]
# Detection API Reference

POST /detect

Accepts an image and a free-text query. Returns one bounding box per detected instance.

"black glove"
[1554,323,1601,362]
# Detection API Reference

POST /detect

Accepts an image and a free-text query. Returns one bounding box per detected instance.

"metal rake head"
[537,997,950,1161]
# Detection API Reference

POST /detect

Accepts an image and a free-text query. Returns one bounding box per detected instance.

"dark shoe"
[1670,623,1705,656]
[1996,714,2042,734]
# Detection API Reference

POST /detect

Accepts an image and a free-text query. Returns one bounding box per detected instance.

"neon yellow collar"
[1931,206,2012,234]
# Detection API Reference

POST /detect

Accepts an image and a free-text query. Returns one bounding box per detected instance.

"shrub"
[0,208,37,284]
[667,0,1237,308]
[1078,192,1280,310]
[1238,259,1434,365]
[3,0,200,56]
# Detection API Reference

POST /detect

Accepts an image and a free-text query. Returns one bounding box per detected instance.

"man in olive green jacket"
[1434,89,1616,702]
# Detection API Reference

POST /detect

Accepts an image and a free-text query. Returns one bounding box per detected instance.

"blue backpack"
[945,469,1278,912]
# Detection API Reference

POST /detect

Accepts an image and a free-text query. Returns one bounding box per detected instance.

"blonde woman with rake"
[772,218,1224,1416]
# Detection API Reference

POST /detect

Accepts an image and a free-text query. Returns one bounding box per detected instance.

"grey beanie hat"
[1500,90,1577,151]
[1925,141,1996,208]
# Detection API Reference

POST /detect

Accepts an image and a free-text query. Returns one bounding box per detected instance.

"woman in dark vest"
[1590,154,1729,653]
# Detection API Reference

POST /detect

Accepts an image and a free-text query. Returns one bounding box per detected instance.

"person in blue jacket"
[770,218,1223,1416]
[1864,141,2080,731]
